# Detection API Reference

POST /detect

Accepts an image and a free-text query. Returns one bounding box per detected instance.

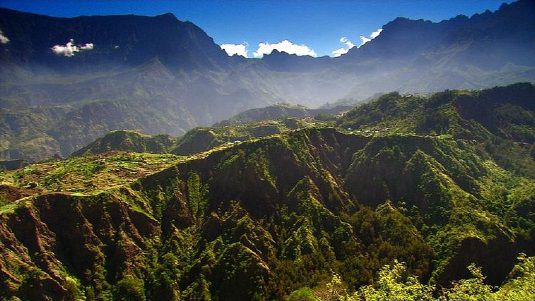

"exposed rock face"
[1,125,532,300]
[0,193,160,300]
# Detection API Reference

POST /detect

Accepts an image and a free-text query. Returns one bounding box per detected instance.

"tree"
[114,276,146,301]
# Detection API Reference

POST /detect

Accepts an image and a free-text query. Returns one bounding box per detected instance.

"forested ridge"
[0,84,534,300]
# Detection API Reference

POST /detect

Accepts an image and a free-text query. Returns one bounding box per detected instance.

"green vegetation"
[0,84,534,300]
[0,152,181,195]
[61,118,322,159]
[72,130,177,157]
[288,254,535,300]
[216,102,350,126]
[114,276,146,301]
[172,118,322,155]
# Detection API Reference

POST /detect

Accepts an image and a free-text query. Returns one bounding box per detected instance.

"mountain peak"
[151,12,182,24]
[264,49,293,57]
[343,0,535,64]
[0,8,230,71]
[382,16,432,30]
[155,12,177,19]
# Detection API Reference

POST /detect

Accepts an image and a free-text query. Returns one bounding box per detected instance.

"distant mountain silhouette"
[0,8,231,71]
[1,0,534,161]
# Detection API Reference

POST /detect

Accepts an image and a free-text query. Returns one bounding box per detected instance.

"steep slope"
[67,118,315,158]
[1,125,533,300]
[171,119,313,156]
[0,8,229,71]
[1,1,535,162]
[0,9,282,162]
[345,0,535,67]
[72,130,177,157]
[339,82,535,177]
[339,0,535,95]
[216,103,350,126]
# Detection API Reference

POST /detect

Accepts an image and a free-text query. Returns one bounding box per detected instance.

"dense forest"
[1,83,534,300]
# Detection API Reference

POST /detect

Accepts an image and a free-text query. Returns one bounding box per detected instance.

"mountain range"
[1,0,535,162]
[0,83,534,300]
[1,1,535,299]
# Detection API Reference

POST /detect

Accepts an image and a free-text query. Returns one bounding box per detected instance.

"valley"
[1,0,534,162]
[0,1,534,300]
[1,84,534,300]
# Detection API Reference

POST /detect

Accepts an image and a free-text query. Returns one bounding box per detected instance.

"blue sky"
[0,0,514,57]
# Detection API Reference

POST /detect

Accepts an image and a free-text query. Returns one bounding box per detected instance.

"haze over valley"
[1,0,534,161]
[0,1,534,300]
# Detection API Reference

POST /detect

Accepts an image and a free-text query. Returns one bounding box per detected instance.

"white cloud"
[332,28,383,57]
[340,37,355,49]
[370,28,383,39]
[220,42,248,57]
[80,43,94,50]
[51,39,77,57]
[359,35,371,45]
[0,30,9,44]
[51,39,94,57]
[253,40,316,58]
[331,37,355,57]
[360,28,383,46]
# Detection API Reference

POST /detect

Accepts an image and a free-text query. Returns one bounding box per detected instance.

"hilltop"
[0,84,534,300]
[1,0,534,161]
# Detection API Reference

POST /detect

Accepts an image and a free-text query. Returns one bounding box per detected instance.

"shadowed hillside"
[1,1,534,161]
[1,128,533,299]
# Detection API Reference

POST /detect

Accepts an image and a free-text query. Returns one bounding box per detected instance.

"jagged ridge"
[1,126,533,299]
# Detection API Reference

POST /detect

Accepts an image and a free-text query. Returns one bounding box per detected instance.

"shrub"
[288,287,318,301]
[114,276,146,301]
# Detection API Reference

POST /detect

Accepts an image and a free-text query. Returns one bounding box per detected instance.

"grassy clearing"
[0,152,183,196]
